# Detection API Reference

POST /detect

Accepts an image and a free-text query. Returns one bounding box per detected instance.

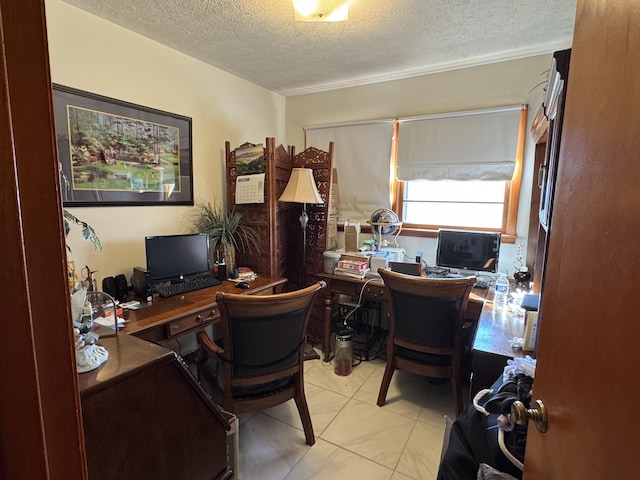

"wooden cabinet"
[527,49,571,293]
[225,138,292,278]
[78,334,232,480]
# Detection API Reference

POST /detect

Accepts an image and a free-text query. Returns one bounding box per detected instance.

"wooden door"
[523,0,640,477]
[0,0,87,478]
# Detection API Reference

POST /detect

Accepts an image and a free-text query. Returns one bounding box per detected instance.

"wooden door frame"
[0,0,87,478]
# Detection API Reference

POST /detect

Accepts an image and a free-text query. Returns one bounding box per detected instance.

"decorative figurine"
[71,287,108,373]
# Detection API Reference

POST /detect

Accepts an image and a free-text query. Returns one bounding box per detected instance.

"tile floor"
[234,350,459,480]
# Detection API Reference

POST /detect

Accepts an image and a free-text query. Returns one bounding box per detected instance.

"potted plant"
[187,200,261,273]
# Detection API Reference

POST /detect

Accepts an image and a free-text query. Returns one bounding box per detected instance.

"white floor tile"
[321,398,416,470]
[230,352,456,479]
[391,471,418,480]
[237,413,310,480]
[262,383,350,436]
[304,357,377,398]
[286,438,394,480]
[395,420,445,480]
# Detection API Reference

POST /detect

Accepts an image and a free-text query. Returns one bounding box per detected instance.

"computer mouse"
[235,281,250,289]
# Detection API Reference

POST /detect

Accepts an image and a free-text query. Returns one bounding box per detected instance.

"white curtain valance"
[305,120,394,224]
[397,106,523,182]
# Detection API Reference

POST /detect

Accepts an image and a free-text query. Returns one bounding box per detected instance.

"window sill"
[337,223,516,244]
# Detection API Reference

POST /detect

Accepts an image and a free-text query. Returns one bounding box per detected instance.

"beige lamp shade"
[279,168,324,204]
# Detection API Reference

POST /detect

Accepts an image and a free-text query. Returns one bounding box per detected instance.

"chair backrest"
[378,269,476,355]
[215,281,325,380]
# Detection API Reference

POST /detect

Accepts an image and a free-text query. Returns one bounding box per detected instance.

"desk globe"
[368,208,402,247]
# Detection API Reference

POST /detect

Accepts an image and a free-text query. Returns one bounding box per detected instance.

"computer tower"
[132,267,153,300]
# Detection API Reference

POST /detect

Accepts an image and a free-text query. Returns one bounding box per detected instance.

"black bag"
[477,374,533,466]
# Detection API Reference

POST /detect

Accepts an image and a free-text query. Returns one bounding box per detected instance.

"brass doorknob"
[511,399,548,433]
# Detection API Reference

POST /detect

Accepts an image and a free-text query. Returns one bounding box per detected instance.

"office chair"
[377,269,476,416]
[196,281,326,446]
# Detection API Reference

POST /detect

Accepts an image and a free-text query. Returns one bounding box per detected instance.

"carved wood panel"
[287,144,335,342]
[226,138,292,278]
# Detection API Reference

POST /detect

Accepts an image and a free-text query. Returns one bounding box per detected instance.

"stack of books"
[231,267,257,282]
[334,259,370,279]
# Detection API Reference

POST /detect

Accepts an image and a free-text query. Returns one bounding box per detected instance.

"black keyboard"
[426,273,464,279]
[155,276,222,298]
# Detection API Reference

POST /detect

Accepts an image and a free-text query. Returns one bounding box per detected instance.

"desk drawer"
[363,284,386,300]
[168,306,220,337]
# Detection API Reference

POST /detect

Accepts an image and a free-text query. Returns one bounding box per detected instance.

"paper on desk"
[94,315,125,330]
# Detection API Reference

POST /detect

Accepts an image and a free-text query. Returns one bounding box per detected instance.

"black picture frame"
[52,84,193,206]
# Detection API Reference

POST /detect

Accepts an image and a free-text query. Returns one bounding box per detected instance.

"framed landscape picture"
[52,84,193,206]
[234,143,265,175]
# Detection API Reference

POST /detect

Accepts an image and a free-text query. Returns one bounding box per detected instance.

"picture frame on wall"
[52,84,193,206]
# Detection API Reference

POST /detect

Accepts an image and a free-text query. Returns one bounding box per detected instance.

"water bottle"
[333,326,354,376]
[494,272,509,311]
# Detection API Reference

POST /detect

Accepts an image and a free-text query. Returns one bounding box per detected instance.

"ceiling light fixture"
[293,0,349,22]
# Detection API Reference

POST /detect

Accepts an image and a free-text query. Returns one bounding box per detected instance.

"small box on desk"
[389,261,421,276]
[523,311,539,352]
[344,223,361,252]
[379,247,406,263]
[334,257,370,279]
[339,253,369,264]
[369,251,393,273]
[521,293,540,311]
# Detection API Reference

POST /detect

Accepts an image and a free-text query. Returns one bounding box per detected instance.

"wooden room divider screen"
[287,143,335,344]
[226,140,336,346]
[225,138,293,279]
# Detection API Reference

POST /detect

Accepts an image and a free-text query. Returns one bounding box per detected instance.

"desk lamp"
[279,168,324,287]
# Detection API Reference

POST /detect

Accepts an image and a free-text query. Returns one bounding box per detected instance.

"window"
[401,179,507,229]
[303,106,526,238]
[394,106,526,237]
[305,121,395,222]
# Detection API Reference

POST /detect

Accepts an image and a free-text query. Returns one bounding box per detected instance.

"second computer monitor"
[435,229,501,273]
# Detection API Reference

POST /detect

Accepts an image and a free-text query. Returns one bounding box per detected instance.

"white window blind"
[305,121,394,223]
[397,106,522,182]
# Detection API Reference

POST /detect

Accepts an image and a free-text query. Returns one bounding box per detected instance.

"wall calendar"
[235,173,265,204]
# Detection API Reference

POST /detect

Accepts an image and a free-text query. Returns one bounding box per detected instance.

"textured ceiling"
[61,0,577,96]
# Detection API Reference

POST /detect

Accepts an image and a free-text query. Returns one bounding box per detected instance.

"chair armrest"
[197,331,224,356]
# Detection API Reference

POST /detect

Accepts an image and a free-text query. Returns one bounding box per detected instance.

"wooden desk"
[123,276,287,343]
[319,273,529,399]
[318,273,485,362]
[470,292,527,397]
[79,333,232,480]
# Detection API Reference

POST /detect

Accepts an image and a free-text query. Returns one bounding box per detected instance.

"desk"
[318,273,485,362]
[319,273,527,394]
[123,276,287,343]
[470,292,527,397]
[79,333,232,480]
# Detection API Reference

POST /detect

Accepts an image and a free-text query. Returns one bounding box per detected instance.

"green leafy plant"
[187,201,261,267]
[59,162,101,252]
[63,209,102,252]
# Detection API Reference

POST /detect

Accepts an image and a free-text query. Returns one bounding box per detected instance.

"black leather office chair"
[377,269,476,415]
[196,281,325,446]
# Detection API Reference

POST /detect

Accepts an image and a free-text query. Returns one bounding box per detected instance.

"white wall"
[285,56,550,275]
[46,0,286,286]
[46,0,551,279]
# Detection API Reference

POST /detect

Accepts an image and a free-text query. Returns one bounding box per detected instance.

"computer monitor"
[435,229,501,273]
[145,233,211,283]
